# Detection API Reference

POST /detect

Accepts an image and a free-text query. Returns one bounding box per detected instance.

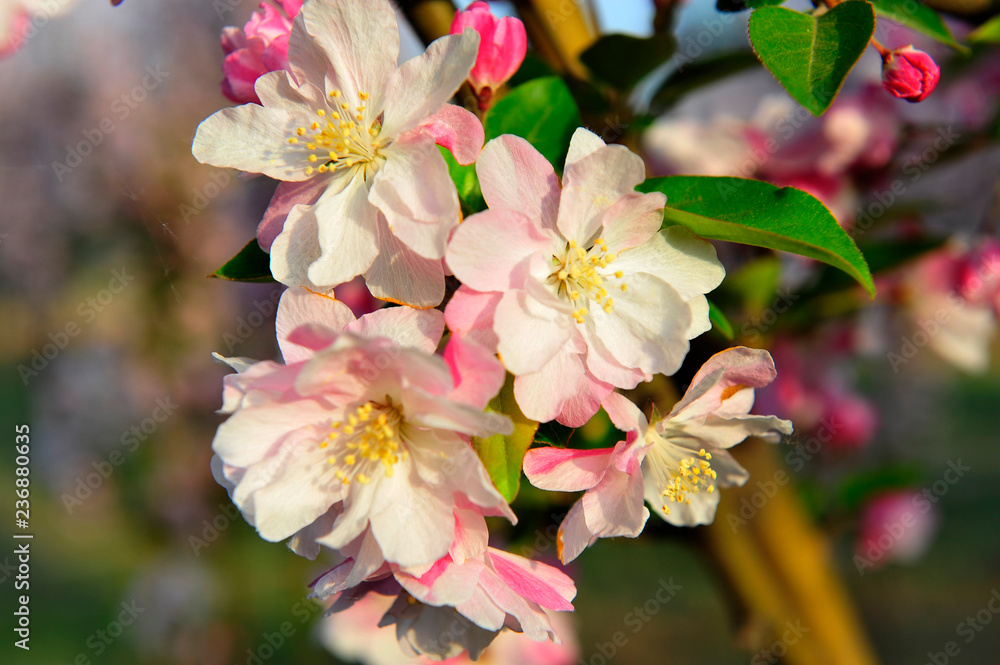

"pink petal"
[523,446,614,492]
[347,307,444,354]
[477,134,561,233]
[275,287,356,362]
[257,176,330,250]
[443,335,505,409]
[494,286,574,375]
[446,209,553,293]
[417,103,484,165]
[444,286,500,351]
[488,548,575,611]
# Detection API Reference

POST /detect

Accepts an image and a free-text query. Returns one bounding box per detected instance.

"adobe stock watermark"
[726,418,843,533]
[741,287,800,340]
[17,268,136,385]
[189,502,242,556]
[886,250,1000,373]
[853,126,960,238]
[581,578,683,665]
[60,600,145,664]
[52,65,170,182]
[61,397,179,514]
[853,459,969,574]
[6,0,68,53]
[221,288,283,352]
[751,619,810,665]
[177,170,235,224]
[242,595,324,664]
[925,588,1000,665]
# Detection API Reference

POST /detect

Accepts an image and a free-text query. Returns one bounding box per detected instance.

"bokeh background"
[2,0,999,664]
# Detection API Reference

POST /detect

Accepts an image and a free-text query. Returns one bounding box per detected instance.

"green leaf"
[485,77,581,171]
[211,239,276,283]
[748,2,875,116]
[637,176,875,296]
[870,0,967,51]
[708,300,735,340]
[438,146,485,217]
[472,374,540,503]
[968,14,1000,43]
[745,0,786,7]
[580,32,676,91]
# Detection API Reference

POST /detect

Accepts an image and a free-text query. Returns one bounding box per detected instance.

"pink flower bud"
[450,1,527,108]
[880,45,940,103]
[220,0,300,105]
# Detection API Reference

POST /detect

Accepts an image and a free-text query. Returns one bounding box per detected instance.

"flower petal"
[369,137,459,259]
[476,134,561,233]
[523,446,613,492]
[494,287,573,375]
[192,104,311,181]
[364,216,445,307]
[380,30,480,139]
[446,209,552,292]
[300,0,399,112]
[417,104,484,166]
[348,307,444,353]
[276,287,356,363]
[258,176,331,250]
[307,172,380,288]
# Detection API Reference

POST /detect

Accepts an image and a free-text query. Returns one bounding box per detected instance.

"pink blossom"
[220,0,301,105]
[312,509,576,660]
[881,45,940,103]
[450,1,527,109]
[524,347,792,562]
[855,490,939,570]
[211,288,514,570]
[445,129,724,426]
[194,0,486,307]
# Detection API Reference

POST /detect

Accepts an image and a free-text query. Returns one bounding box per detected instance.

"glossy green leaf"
[439,146,485,217]
[580,32,676,90]
[746,0,786,6]
[211,239,276,283]
[968,14,1000,43]
[748,2,875,116]
[485,77,581,171]
[708,300,736,340]
[472,374,540,503]
[638,176,874,296]
[870,0,967,51]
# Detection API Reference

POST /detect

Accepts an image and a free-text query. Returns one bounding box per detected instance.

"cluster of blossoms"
[197,0,792,659]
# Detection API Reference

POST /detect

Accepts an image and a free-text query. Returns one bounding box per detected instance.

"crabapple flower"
[445,129,725,426]
[1,0,74,57]
[450,1,527,109]
[220,0,302,104]
[211,288,515,570]
[524,347,792,562]
[312,509,576,660]
[880,45,940,103]
[194,0,485,307]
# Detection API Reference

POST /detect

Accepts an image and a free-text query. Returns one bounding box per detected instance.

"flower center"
[547,238,628,323]
[319,398,407,485]
[286,89,386,180]
[645,430,717,515]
